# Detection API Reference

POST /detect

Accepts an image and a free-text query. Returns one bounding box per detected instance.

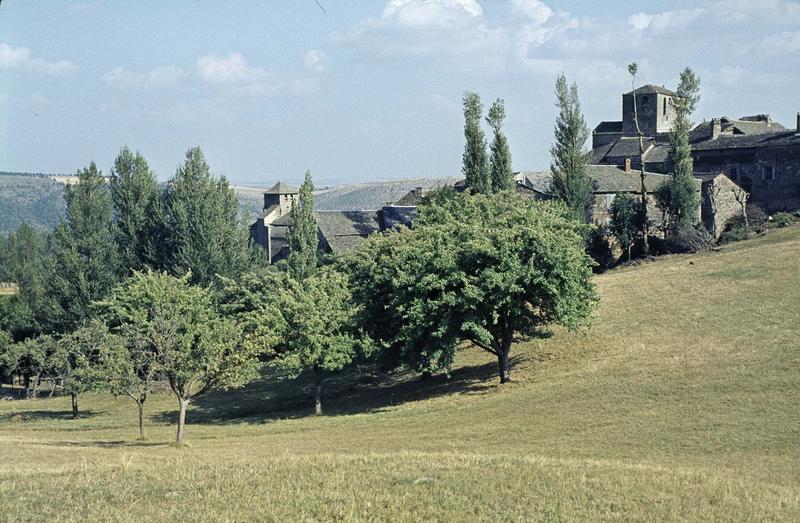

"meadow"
[1,227,798,521]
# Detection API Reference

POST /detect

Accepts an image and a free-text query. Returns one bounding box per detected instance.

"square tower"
[622,84,676,137]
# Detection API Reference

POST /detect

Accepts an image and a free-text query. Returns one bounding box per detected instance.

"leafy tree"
[50,321,113,418]
[47,162,119,332]
[628,63,651,254]
[610,193,642,261]
[161,147,250,286]
[98,304,164,440]
[462,91,490,193]
[102,271,258,444]
[486,99,514,192]
[109,146,161,273]
[0,224,56,340]
[343,190,598,383]
[1,334,53,397]
[656,67,701,234]
[550,74,593,222]
[287,171,318,280]
[270,267,366,415]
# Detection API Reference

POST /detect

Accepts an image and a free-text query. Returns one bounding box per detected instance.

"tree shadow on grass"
[0,410,100,421]
[152,352,529,426]
[30,439,168,449]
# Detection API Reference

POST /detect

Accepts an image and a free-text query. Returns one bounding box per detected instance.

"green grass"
[1,227,799,521]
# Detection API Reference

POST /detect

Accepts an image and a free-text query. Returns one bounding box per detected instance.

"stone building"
[250,183,416,262]
[591,83,799,214]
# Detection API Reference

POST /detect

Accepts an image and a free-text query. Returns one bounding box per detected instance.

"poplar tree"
[656,67,701,234]
[287,171,318,280]
[550,74,593,223]
[48,162,119,332]
[161,147,250,286]
[486,99,514,192]
[462,91,490,193]
[628,63,650,254]
[109,146,161,273]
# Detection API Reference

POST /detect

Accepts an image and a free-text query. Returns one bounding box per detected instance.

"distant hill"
[0,172,460,235]
[0,173,68,235]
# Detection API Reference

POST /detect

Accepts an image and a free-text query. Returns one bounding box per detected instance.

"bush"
[649,227,713,254]
[719,223,752,244]
[586,225,614,273]
[771,212,796,228]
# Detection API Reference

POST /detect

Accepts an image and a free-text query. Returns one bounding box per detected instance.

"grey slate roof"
[315,210,381,253]
[264,181,298,194]
[692,130,800,151]
[516,166,699,195]
[605,137,655,158]
[624,84,676,96]
[594,121,623,133]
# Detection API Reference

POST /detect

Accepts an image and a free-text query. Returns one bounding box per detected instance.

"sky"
[1,0,800,187]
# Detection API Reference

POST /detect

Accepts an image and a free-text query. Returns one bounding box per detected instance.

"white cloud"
[511,0,553,26]
[69,3,107,15]
[102,65,185,90]
[0,43,76,75]
[627,8,704,33]
[196,52,269,83]
[304,49,328,72]
[381,0,483,29]
[760,30,800,54]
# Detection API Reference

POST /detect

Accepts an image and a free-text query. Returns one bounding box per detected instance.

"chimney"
[624,158,632,174]
[711,118,721,139]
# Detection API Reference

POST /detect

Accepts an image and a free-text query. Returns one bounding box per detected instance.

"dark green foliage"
[109,146,161,273]
[47,163,119,332]
[287,171,319,280]
[610,193,642,261]
[771,212,797,228]
[462,92,490,193]
[343,190,597,383]
[657,68,701,235]
[550,74,593,223]
[161,147,251,286]
[0,175,67,235]
[586,225,614,273]
[486,99,514,192]
[0,224,57,340]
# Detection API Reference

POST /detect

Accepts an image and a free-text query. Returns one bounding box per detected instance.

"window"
[663,97,668,116]
[728,166,739,180]
[761,165,774,181]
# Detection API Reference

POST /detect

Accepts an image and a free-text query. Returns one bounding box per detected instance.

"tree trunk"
[137,398,146,440]
[176,398,189,445]
[313,368,322,416]
[71,392,78,419]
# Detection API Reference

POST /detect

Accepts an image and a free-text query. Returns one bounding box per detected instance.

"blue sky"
[2,0,799,186]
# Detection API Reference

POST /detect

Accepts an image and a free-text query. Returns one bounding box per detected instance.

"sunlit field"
[1,227,799,521]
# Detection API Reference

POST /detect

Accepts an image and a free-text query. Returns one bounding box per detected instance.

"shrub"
[719,222,752,244]
[586,225,614,273]
[771,212,796,228]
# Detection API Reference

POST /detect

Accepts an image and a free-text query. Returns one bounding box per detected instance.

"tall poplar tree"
[462,91,490,193]
[486,98,514,192]
[550,74,593,223]
[287,171,318,280]
[161,147,250,286]
[628,63,650,254]
[656,67,701,234]
[109,146,161,273]
[48,162,119,332]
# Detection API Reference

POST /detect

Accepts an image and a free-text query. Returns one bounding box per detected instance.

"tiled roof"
[516,166,699,195]
[264,181,298,195]
[605,137,655,158]
[514,171,552,194]
[624,84,676,96]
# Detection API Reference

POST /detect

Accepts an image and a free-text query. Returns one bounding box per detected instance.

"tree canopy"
[287,171,318,280]
[343,190,597,383]
[462,91,490,193]
[486,98,514,192]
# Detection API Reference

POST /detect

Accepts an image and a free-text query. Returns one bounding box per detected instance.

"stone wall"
[693,144,800,213]
[702,175,746,238]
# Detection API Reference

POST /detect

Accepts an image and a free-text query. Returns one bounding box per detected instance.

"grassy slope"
[0,228,798,521]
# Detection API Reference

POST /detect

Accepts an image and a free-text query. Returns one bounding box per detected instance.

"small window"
[729,166,739,180]
[663,97,668,116]
[761,165,774,181]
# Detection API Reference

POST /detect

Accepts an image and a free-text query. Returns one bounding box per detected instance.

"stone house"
[515,164,742,238]
[591,84,797,214]
[250,183,416,262]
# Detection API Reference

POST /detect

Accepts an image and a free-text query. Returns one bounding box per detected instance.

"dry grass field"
[1,227,798,521]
